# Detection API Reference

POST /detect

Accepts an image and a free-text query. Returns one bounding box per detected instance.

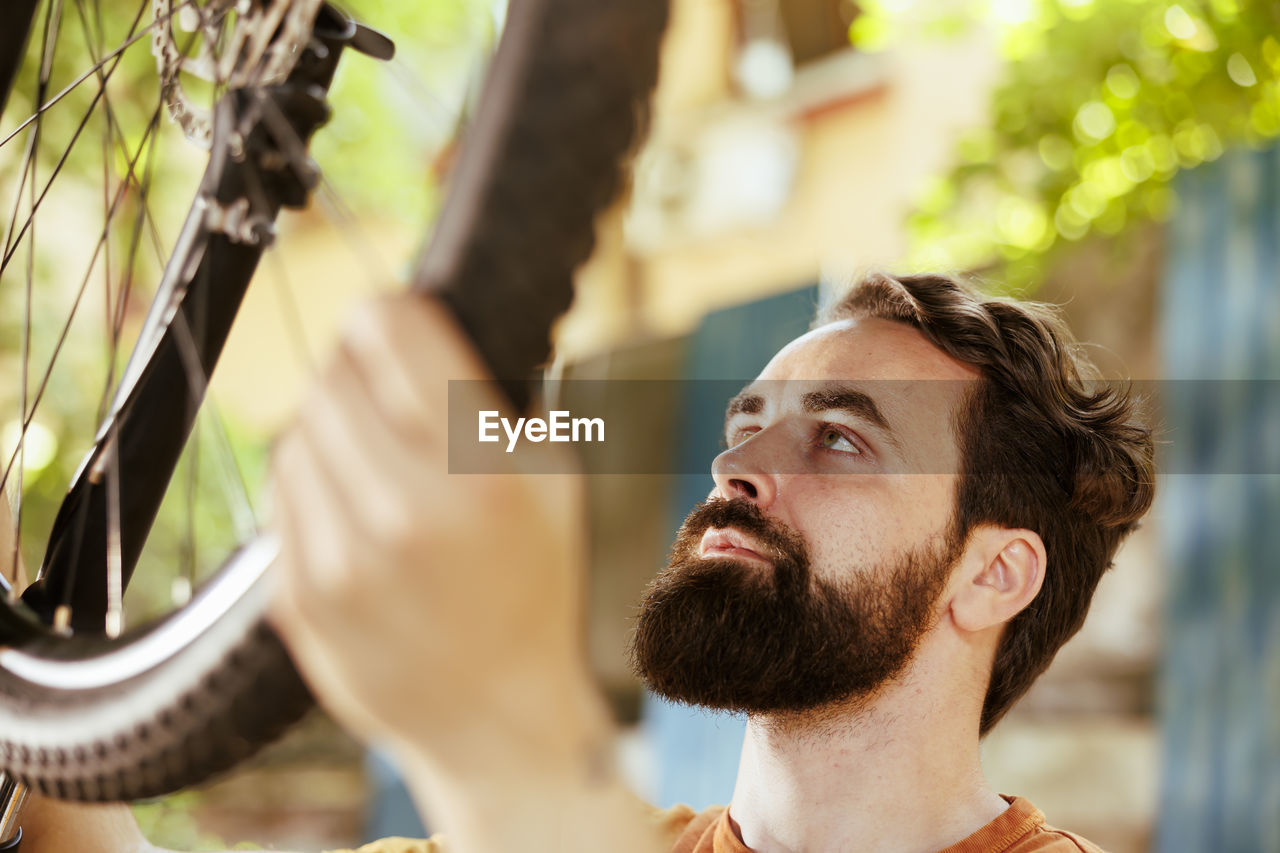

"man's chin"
[640,677,866,717]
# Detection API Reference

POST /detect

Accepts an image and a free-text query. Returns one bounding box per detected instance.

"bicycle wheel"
[0,0,668,802]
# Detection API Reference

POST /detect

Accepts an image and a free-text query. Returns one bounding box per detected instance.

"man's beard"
[629,497,962,715]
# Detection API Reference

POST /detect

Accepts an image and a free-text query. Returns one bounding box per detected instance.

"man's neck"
[726,678,1007,853]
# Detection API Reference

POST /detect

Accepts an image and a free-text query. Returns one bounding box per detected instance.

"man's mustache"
[676,497,811,571]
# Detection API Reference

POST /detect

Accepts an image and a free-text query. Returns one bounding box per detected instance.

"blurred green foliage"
[851,0,1280,290]
[133,793,239,850]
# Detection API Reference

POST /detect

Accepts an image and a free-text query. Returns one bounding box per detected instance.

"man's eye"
[819,425,862,455]
[728,426,759,447]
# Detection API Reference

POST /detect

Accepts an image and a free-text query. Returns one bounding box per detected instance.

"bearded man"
[16,273,1154,853]
[622,273,1154,852]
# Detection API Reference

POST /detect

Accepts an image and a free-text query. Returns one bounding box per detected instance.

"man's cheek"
[805,507,897,571]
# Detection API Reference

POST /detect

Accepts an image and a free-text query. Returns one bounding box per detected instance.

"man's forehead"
[758,316,980,383]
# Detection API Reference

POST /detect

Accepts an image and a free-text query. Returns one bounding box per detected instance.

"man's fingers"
[268,572,381,738]
[299,351,442,534]
[341,295,511,431]
[271,428,366,601]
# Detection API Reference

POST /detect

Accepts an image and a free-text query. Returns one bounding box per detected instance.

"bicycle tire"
[0,0,668,802]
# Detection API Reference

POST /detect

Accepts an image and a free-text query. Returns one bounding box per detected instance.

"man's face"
[631,316,980,714]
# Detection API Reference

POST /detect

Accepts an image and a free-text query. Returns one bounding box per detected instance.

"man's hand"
[270,293,601,764]
[14,795,154,853]
[268,295,667,853]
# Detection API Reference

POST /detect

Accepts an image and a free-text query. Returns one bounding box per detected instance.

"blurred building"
[556,0,1003,358]
[1156,144,1280,853]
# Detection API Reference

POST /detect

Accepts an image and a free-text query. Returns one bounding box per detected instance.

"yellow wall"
[556,0,1004,359]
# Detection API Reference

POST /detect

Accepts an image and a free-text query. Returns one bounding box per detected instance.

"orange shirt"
[330,795,1104,853]
[667,796,1105,853]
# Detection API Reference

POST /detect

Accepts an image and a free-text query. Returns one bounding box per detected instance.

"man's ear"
[949,527,1046,633]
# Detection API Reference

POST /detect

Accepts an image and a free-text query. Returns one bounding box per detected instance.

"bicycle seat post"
[0,773,27,851]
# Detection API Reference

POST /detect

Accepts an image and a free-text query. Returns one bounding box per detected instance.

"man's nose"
[710,433,780,508]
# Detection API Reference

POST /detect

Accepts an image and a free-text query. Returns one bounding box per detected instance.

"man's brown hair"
[820,272,1155,734]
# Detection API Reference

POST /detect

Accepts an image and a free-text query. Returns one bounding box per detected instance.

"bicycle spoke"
[2,0,61,268]
[97,106,166,423]
[384,57,464,139]
[0,1,195,153]
[0,14,144,279]
[1,0,200,291]
[9,0,66,602]
[206,399,259,542]
[1,133,37,271]
[179,418,198,608]
[4,492,19,599]
[317,178,398,287]
[89,0,126,637]
[70,0,131,418]
[103,423,122,637]
[167,286,213,417]
[0,112,169,500]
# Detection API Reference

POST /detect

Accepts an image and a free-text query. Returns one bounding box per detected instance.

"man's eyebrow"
[722,392,764,439]
[725,392,765,418]
[801,386,904,453]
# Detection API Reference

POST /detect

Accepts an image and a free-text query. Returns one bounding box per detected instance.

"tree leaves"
[853,0,1280,288]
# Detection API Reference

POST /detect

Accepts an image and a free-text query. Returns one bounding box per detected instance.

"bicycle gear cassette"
[151,0,324,148]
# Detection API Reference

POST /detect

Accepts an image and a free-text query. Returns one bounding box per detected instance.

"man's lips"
[699,528,773,565]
